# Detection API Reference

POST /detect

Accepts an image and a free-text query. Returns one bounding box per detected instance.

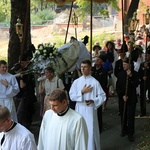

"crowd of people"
[0,33,150,149]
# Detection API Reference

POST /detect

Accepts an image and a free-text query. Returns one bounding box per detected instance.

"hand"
[0,79,9,87]
[81,84,93,94]
[85,100,94,106]
[126,69,132,77]
[123,95,128,102]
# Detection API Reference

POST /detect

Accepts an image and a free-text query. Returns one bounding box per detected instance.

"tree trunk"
[124,0,140,34]
[8,0,31,71]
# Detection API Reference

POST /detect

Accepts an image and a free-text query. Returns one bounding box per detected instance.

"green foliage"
[31,14,43,25]
[0,56,7,61]
[99,9,109,18]
[0,0,10,22]
[92,32,114,47]
[75,0,119,18]
[31,10,56,25]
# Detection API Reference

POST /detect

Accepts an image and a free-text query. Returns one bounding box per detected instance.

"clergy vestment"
[69,75,106,150]
[0,123,37,150]
[37,108,88,150]
[0,73,19,122]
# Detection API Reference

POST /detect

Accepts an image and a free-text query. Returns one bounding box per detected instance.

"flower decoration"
[28,43,67,74]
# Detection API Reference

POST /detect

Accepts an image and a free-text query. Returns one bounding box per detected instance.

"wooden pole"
[121,0,127,134]
[121,0,125,51]
[64,2,74,44]
[90,0,93,61]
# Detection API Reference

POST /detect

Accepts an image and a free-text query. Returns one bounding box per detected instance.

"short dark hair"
[106,41,115,49]
[49,89,67,103]
[45,67,54,73]
[0,60,7,66]
[93,45,101,51]
[0,105,11,122]
[81,59,92,67]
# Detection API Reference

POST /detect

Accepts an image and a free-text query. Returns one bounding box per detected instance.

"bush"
[31,10,56,25]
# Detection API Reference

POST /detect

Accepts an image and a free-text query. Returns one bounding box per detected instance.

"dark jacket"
[116,70,139,104]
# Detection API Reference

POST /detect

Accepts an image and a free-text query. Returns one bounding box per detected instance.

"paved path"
[101,95,150,150]
[30,94,150,149]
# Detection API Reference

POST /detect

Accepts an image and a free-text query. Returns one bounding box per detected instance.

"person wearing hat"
[138,48,150,116]
[82,35,89,46]
[0,60,19,122]
[116,57,139,142]
[92,55,108,133]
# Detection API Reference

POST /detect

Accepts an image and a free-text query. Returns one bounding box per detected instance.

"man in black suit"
[116,57,139,142]
[92,55,107,133]
[114,49,126,115]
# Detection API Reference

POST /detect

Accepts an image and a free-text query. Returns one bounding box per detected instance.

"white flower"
[43,49,47,53]
[37,50,40,54]
[53,50,57,55]
[39,46,43,50]
[49,53,52,57]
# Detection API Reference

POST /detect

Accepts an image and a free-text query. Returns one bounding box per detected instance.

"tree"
[75,0,119,18]
[8,0,31,70]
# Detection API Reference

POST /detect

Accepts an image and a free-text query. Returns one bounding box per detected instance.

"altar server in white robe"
[0,105,37,150]
[0,60,19,122]
[38,89,88,150]
[69,59,106,150]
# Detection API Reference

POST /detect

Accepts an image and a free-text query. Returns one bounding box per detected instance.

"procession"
[0,0,150,150]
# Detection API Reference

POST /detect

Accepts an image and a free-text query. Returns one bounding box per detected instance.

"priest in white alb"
[69,59,106,150]
[0,105,37,150]
[37,89,88,150]
[0,60,19,122]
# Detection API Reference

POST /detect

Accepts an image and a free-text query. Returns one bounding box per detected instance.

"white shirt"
[0,123,37,150]
[42,77,64,96]
[37,108,88,150]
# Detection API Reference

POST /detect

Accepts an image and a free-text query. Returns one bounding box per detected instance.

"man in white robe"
[69,59,106,150]
[0,105,37,150]
[38,89,88,150]
[0,60,19,122]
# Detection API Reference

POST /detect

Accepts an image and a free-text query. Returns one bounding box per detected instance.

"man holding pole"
[116,57,139,142]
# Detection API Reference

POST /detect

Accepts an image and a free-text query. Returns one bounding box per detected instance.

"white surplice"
[37,108,88,150]
[69,75,106,150]
[0,73,20,121]
[0,123,37,150]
